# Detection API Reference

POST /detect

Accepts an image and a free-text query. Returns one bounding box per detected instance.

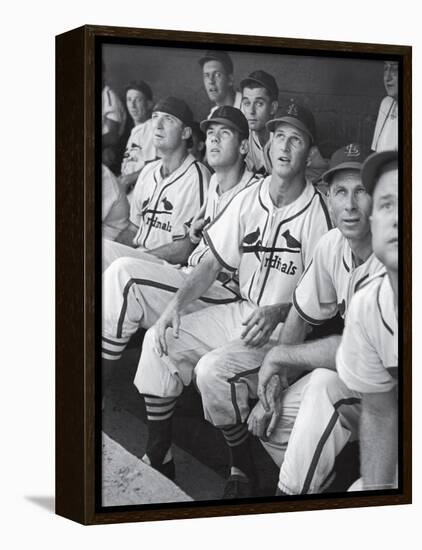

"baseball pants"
[102,255,241,361]
[102,238,159,272]
[261,369,361,494]
[134,300,282,424]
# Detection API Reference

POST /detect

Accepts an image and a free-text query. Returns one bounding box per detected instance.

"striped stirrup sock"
[101,335,130,361]
[221,424,255,480]
[221,423,249,448]
[143,395,178,466]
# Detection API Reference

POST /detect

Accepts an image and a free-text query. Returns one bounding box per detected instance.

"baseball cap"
[361,150,398,195]
[125,80,153,101]
[153,97,194,127]
[322,143,370,184]
[266,101,316,143]
[240,70,279,100]
[199,50,234,74]
[200,106,249,140]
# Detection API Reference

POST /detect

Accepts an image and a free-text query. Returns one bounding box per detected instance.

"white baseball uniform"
[337,272,398,393]
[102,85,127,137]
[371,96,398,152]
[260,228,385,495]
[102,167,260,361]
[102,164,130,241]
[134,178,332,427]
[121,118,156,175]
[102,154,210,270]
[245,132,272,176]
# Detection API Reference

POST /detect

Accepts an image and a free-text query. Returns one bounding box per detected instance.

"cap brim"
[200,116,248,138]
[361,150,398,195]
[322,162,363,183]
[266,116,313,143]
[240,77,277,98]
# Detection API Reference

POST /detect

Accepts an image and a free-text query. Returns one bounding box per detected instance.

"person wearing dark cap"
[255,143,386,495]
[119,81,156,193]
[102,96,210,270]
[199,50,242,118]
[240,70,279,175]
[337,150,398,491]
[142,100,331,498]
[101,107,262,479]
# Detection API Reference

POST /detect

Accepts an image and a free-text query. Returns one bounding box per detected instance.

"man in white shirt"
[371,61,399,152]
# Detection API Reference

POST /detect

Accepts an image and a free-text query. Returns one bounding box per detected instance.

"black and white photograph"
[99,39,402,509]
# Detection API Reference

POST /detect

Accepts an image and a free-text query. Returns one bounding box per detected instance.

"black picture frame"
[56,24,412,525]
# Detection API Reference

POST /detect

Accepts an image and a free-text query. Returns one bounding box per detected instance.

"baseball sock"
[143,394,177,467]
[221,424,255,480]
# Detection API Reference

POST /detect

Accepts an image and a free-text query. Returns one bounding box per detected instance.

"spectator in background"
[371,61,398,152]
[102,61,127,172]
[120,81,157,194]
[199,51,242,118]
[188,122,206,162]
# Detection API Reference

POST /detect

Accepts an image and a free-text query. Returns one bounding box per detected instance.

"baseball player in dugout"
[255,143,385,495]
[337,151,399,491]
[102,96,210,271]
[240,70,279,175]
[102,107,261,466]
[200,50,242,118]
[132,101,332,498]
[371,61,398,152]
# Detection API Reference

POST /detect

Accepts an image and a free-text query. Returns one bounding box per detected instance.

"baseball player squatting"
[255,143,384,495]
[102,107,260,473]
[337,151,399,491]
[102,97,210,271]
[134,102,332,497]
[240,70,279,176]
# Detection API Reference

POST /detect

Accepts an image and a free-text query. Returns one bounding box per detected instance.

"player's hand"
[189,217,208,244]
[241,304,290,348]
[247,401,273,439]
[153,305,181,357]
[257,348,289,412]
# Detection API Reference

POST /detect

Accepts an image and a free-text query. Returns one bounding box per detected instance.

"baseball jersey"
[121,118,156,175]
[245,132,272,176]
[130,153,210,250]
[204,177,332,307]
[208,91,242,118]
[186,167,261,269]
[102,164,130,241]
[102,85,127,137]
[371,96,398,152]
[293,228,384,324]
[337,272,398,393]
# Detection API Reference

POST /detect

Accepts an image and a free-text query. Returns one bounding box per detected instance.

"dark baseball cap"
[200,106,249,140]
[361,150,398,195]
[153,97,194,127]
[266,101,316,143]
[240,70,279,100]
[322,143,370,184]
[199,50,234,74]
[125,80,153,101]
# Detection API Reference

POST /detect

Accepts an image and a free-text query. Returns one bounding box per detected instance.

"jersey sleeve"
[293,233,338,324]
[101,165,118,221]
[336,291,397,393]
[129,170,147,228]
[203,191,246,272]
[170,163,210,241]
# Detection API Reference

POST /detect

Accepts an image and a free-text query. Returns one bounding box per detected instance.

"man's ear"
[270,100,279,117]
[227,73,234,88]
[239,138,249,156]
[306,145,317,167]
[182,126,193,141]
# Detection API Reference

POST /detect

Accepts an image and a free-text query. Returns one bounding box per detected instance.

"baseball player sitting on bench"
[254,143,384,495]
[119,80,156,195]
[200,50,242,119]
[240,70,279,176]
[337,151,398,491]
[102,107,260,421]
[133,102,332,498]
[102,96,210,271]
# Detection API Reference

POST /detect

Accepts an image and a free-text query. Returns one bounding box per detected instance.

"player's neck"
[216,88,235,107]
[254,128,270,147]
[387,268,399,318]
[269,173,306,208]
[215,160,245,195]
[159,148,188,178]
[347,232,373,266]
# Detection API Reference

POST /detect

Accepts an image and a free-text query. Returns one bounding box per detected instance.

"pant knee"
[195,352,220,392]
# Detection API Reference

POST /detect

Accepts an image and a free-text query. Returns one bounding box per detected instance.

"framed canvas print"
[56,24,411,525]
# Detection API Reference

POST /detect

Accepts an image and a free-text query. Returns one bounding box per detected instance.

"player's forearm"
[115,224,138,247]
[149,236,196,265]
[171,254,221,311]
[119,170,141,189]
[360,390,398,490]
[279,307,307,345]
[271,334,341,372]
